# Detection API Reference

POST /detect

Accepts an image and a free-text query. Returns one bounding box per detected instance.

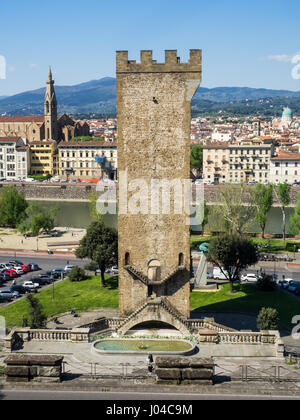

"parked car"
[295,287,300,296]
[3,269,18,278]
[0,289,19,300]
[282,278,294,289]
[0,263,14,271]
[23,281,39,291]
[64,265,75,273]
[12,266,24,275]
[0,292,12,302]
[0,272,10,282]
[51,268,67,278]
[28,263,40,271]
[111,266,119,274]
[8,260,24,267]
[30,277,51,286]
[288,281,300,293]
[213,267,229,280]
[10,285,30,295]
[241,273,258,283]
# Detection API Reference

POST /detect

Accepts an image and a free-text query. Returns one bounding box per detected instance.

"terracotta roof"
[0,116,44,123]
[58,141,117,148]
[203,141,229,149]
[0,137,19,143]
[271,153,300,161]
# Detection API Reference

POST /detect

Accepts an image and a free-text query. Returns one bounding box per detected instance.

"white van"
[213,267,228,280]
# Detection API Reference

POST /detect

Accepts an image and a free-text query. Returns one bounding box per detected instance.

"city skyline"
[1,0,300,96]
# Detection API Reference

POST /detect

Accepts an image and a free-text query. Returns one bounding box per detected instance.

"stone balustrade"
[5,327,90,352]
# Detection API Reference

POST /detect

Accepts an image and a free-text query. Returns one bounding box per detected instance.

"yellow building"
[30,140,58,176]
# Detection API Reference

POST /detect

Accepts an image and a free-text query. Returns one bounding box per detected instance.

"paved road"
[1,389,300,400]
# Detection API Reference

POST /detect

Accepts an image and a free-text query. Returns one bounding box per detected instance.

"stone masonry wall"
[117,50,202,319]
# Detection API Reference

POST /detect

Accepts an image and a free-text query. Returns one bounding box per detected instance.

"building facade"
[270,152,300,184]
[203,140,274,184]
[58,141,117,180]
[0,137,30,180]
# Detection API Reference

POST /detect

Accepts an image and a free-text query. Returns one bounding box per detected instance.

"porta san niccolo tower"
[116,49,202,334]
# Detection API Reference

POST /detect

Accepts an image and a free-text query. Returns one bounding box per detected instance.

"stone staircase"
[117,297,191,335]
[124,265,186,286]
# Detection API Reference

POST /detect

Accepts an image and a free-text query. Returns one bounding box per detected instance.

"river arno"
[32,200,295,235]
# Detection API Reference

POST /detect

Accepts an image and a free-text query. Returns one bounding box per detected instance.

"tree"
[88,192,101,222]
[257,307,279,331]
[256,274,277,292]
[210,184,256,235]
[68,266,87,282]
[26,294,47,329]
[274,183,291,241]
[17,203,59,236]
[253,184,273,238]
[191,145,203,176]
[207,233,258,293]
[289,192,300,235]
[0,186,27,228]
[75,220,118,287]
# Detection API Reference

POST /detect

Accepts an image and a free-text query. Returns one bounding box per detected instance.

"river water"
[33,200,295,235]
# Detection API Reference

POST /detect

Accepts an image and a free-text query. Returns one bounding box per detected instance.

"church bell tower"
[44,67,58,140]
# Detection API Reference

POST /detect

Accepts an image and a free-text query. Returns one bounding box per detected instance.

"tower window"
[178,253,184,266]
[125,252,130,266]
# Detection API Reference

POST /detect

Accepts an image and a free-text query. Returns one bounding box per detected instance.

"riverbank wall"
[1,182,300,205]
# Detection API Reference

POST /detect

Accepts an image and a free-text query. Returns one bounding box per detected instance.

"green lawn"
[190,235,300,254]
[0,276,119,328]
[191,283,300,330]
[1,275,299,332]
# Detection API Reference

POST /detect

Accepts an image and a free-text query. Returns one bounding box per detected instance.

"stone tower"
[44,67,58,140]
[116,50,202,332]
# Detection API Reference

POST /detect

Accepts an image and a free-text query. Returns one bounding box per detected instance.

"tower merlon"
[116,49,202,73]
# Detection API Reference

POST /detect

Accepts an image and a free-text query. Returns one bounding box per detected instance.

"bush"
[84,261,99,272]
[26,294,47,329]
[257,307,280,331]
[68,266,87,282]
[256,274,277,292]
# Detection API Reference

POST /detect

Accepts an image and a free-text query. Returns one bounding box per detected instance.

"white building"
[0,137,30,180]
[211,130,234,143]
[270,152,300,185]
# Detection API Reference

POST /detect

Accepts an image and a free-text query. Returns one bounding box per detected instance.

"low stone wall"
[2,182,299,206]
[155,357,214,385]
[4,354,64,383]
[5,327,90,352]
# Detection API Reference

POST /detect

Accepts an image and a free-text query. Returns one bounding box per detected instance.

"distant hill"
[1,78,300,116]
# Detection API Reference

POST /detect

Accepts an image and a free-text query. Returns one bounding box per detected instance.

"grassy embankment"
[0,275,299,331]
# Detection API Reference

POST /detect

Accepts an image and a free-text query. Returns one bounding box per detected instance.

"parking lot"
[0,255,87,307]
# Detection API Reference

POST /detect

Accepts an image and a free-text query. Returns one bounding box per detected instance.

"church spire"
[48,66,53,81]
[44,67,58,140]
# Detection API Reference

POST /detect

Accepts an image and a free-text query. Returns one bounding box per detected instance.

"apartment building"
[58,141,117,180]
[30,140,58,176]
[0,137,30,180]
[270,152,300,184]
[203,140,274,184]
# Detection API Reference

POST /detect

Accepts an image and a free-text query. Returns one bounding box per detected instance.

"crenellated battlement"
[116,49,202,73]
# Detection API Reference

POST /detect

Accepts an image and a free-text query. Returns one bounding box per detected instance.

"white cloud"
[267,54,293,63]
[267,52,300,63]
[29,63,37,69]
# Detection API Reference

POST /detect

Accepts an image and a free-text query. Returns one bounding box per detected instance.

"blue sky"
[1,0,300,95]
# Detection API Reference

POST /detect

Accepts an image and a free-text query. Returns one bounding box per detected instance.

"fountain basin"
[92,338,196,356]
